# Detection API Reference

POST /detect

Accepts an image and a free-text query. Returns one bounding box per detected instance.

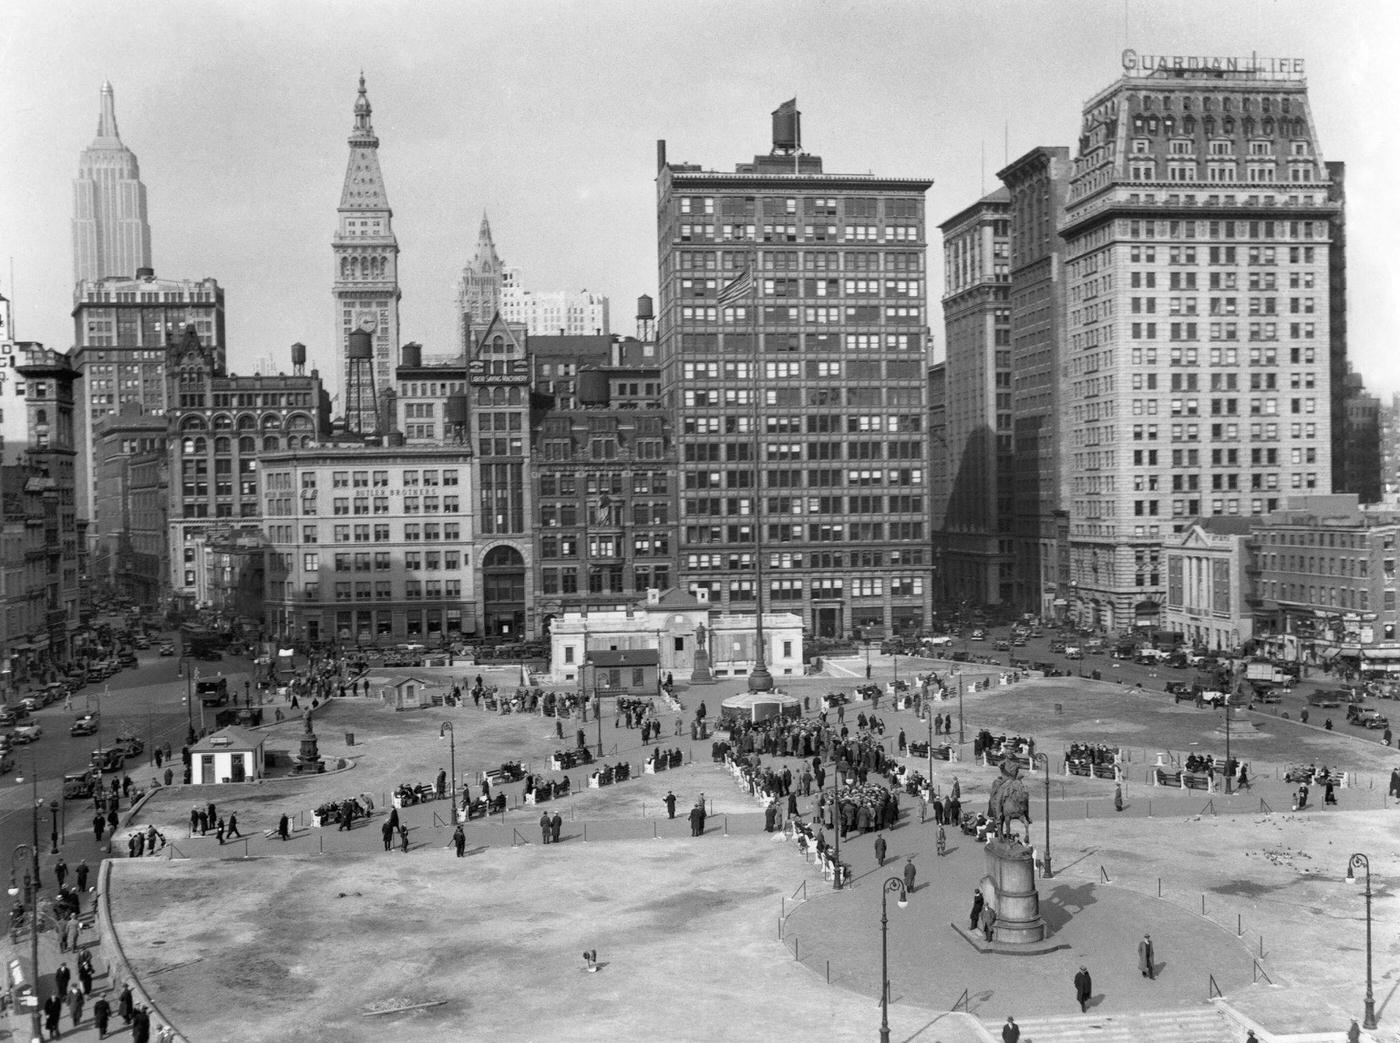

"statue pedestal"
[297,718,323,772]
[689,649,715,685]
[984,839,1046,945]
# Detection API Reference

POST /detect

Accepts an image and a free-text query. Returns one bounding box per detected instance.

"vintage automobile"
[70,713,100,737]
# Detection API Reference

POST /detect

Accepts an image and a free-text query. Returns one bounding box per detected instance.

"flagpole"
[745,251,773,692]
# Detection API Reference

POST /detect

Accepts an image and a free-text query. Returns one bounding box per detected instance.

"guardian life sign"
[1122,49,1306,79]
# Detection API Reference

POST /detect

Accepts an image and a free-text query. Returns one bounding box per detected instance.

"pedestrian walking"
[1073,965,1092,1012]
[215,817,226,844]
[93,813,106,843]
[936,825,947,857]
[902,856,916,894]
[381,820,394,852]
[453,824,466,857]
[398,824,409,853]
[226,813,242,839]
[551,811,562,844]
[874,833,887,867]
[980,902,996,941]
[68,983,85,1029]
[278,814,290,841]
[664,791,677,819]
[65,913,81,952]
[44,993,61,1040]
[77,950,94,994]
[1001,1015,1020,1043]
[1138,933,1155,979]
[540,811,551,845]
[54,858,67,889]
[55,962,71,998]
[93,996,111,1038]
[969,888,984,930]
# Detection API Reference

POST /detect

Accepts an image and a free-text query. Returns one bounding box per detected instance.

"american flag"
[717,266,753,307]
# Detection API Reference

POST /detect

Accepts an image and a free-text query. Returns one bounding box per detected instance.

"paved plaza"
[35,658,1400,1041]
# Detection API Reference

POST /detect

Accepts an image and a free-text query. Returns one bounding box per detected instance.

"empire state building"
[72,81,152,290]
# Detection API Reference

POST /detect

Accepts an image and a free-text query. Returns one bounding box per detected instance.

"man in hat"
[1138,933,1155,979]
[1073,965,1092,1012]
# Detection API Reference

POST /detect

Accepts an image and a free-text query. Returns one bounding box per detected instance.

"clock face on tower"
[356,312,378,333]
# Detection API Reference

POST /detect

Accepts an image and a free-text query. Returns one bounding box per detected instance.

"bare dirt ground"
[106,668,1399,1041]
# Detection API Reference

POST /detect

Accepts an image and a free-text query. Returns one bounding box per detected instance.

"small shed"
[587,649,660,698]
[720,690,801,725]
[190,726,266,784]
[380,675,441,711]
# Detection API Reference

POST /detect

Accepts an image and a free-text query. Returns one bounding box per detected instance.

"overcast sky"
[3,0,1398,395]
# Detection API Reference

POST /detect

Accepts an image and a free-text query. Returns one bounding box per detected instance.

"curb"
[95,859,187,1043]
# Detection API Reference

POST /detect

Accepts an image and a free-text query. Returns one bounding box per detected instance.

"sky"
[2,0,1398,397]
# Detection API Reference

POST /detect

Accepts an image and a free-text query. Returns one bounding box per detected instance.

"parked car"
[133,637,150,650]
[117,650,138,667]
[158,642,176,657]
[12,723,41,743]
[1049,640,1067,654]
[1064,646,1084,660]
[0,708,15,727]
[112,733,144,759]
[1307,689,1343,708]
[91,748,124,773]
[70,713,100,737]
[62,770,96,799]
[993,639,1011,652]
[1347,705,1389,729]
[196,649,224,662]
[970,630,987,642]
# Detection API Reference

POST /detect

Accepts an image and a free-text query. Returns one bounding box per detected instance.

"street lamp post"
[926,706,935,799]
[180,655,195,744]
[439,722,456,807]
[9,843,41,1043]
[828,771,843,891]
[879,876,909,1043]
[1031,751,1052,878]
[49,801,58,855]
[865,640,871,681]
[1344,853,1378,1030]
[957,676,965,745]
[1223,691,1233,795]
[585,659,601,758]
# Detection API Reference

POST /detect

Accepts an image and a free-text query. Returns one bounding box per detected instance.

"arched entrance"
[482,545,526,637]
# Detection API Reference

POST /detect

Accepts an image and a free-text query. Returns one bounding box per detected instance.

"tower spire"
[96,80,120,142]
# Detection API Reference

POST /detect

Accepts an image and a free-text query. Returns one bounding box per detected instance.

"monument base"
[981,838,1049,946]
[950,923,1068,956]
[689,650,716,685]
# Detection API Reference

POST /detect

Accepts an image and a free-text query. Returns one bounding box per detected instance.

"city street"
[0,641,262,881]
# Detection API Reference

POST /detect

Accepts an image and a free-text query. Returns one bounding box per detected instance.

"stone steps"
[1008,1005,1234,1043]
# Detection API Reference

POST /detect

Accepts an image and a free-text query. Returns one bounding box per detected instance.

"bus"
[197,678,230,707]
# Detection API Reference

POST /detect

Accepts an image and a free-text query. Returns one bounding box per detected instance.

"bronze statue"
[986,753,1032,842]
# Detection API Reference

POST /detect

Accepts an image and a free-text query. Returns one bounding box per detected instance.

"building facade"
[658,102,934,640]
[1060,57,1340,632]
[260,443,476,647]
[91,406,166,600]
[501,277,610,338]
[1338,366,1381,504]
[14,346,82,667]
[532,349,676,623]
[1162,517,1256,651]
[72,81,152,288]
[332,75,401,431]
[998,146,1072,618]
[454,214,504,348]
[71,271,225,531]
[1252,495,1400,674]
[166,333,328,607]
[939,189,1013,608]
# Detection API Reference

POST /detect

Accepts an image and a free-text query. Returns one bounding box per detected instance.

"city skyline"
[3,1,1398,392]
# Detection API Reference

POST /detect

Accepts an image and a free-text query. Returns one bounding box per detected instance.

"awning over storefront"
[1361,648,1400,660]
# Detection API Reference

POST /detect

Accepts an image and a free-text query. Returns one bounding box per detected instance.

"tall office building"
[454,214,505,347]
[72,81,152,288]
[939,189,1013,607]
[332,75,401,431]
[1060,54,1340,631]
[70,270,226,530]
[658,101,934,641]
[501,278,610,338]
[998,146,1072,617]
